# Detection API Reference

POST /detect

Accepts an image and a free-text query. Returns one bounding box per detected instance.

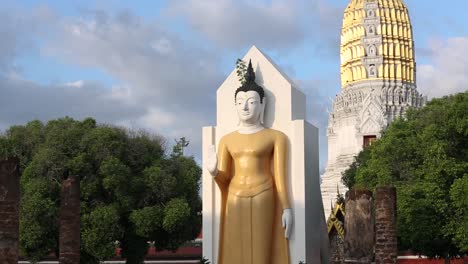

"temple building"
[321,0,425,217]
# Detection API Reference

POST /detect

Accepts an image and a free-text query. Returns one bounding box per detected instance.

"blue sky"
[9,0,467,95]
[1,0,467,169]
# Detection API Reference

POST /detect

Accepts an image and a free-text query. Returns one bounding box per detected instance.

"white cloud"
[138,107,176,128]
[64,80,84,88]
[0,8,223,158]
[150,38,173,55]
[42,10,222,110]
[164,0,344,59]
[418,37,468,98]
[309,0,343,58]
[295,79,333,172]
[0,6,57,75]
[0,77,145,128]
[0,2,341,167]
[165,0,306,50]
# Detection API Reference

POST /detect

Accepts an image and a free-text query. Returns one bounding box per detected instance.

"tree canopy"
[342,92,468,257]
[0,117,202,263]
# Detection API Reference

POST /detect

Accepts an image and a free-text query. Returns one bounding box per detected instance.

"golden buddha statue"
[205,61,292,264]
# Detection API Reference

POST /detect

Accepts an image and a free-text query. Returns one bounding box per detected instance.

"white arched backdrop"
[202,46,328,264]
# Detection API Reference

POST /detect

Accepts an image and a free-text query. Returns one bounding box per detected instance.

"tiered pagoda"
[321,0,425,217]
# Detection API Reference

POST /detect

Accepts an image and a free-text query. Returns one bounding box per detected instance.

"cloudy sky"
[0,0,467,170]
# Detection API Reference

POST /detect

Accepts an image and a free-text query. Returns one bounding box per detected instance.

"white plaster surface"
[321,83,424,217]
[202,46,328,264]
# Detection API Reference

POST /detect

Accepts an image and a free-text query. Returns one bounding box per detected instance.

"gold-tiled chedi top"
[340,0,415,88]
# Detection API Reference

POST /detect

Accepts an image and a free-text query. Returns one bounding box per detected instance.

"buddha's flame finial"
[245,59,256,82]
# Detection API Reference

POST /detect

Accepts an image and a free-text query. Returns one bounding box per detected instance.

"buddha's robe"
[214,128,290,264]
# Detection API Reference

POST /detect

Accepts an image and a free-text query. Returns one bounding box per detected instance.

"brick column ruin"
[59,175,80,264]
[344,188,374,264]
[375,187,397,264]
[0,158,20,264]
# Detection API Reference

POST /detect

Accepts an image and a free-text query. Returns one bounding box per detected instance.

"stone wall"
[59,175,80,264]
[375,187,397,264]
[344,188,374,264]
[329,232,345,264]
[0,158,20,264]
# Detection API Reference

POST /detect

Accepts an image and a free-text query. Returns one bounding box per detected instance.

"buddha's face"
[235,91,263,125]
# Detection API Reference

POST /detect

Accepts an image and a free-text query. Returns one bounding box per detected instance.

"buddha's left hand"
[282,208,293,239]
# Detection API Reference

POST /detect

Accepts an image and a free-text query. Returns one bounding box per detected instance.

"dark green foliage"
[342,92,468,257]
[0,117,202,263]
[341,147,370,188]
[236,58,247,85]
[81,205,122,260]
[448,175,468,252]
[20,177,59,263]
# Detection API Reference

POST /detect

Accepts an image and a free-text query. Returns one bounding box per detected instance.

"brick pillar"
[59,175,80,264]
[344,188,374,264]
[375,187,397,264]
[0,158,20,264]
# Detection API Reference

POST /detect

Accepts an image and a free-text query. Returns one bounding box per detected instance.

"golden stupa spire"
[340,0,415,88]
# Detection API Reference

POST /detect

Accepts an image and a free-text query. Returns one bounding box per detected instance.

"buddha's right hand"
[205,145,218,176]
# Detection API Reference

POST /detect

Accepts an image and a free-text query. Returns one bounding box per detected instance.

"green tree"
[0,117,202,263]
[342,92,468,257]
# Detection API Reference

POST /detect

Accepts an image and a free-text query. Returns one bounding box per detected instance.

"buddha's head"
[234,60,266,126]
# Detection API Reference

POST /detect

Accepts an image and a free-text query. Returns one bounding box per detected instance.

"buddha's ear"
[260,97,267,125]
[235,99,240,126]
[236,102,241,126]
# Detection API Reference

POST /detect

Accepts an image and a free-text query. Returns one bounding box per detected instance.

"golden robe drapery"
[214,128,290,264]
